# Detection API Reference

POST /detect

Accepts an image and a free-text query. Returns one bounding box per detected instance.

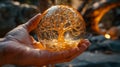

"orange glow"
[36,5,86,51]
[91,2,120,34]
[104,34,111,39]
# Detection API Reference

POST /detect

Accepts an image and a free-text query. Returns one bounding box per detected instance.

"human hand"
[0,13,91,66]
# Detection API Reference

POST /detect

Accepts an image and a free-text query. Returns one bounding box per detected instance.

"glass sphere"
[36,5,86,51]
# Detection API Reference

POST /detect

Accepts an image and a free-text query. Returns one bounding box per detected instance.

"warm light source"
[36,5,86,51]
[104,34,111,39]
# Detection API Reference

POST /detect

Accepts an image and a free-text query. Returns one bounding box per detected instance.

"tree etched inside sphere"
[36,5,86,51]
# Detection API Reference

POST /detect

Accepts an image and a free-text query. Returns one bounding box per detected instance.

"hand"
[0,14,91,66]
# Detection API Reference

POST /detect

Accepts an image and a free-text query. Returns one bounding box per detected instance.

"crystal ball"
[36,5,86,51]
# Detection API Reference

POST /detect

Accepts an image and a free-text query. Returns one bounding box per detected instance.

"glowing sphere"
[36,5,86,51]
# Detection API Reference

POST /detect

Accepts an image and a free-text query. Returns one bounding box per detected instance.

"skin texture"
[0,13,91,66]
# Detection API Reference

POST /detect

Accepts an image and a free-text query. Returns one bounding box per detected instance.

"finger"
[29,36,45,49]
[65,43,89,62]
[48,47,79,64]
[33,42,45,49]
[51,40,91,63]
[78,39,91,48]
[35,39,91,65]
[83,39,91,46]
[32,44,87,65]
[42,51,72,64]
[33,40,91,65]
[24,13,42,32]
[38,47,79,63]
[30,36,37,42]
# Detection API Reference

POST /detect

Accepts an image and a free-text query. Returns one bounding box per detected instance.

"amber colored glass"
[36,5,86,51]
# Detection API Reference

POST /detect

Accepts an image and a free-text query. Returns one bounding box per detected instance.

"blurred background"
[0,0,120,67]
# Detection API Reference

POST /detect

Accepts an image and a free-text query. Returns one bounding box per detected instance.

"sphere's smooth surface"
[36,5,86,51]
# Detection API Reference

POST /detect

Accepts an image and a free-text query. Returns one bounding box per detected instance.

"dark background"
[0,0,120,67]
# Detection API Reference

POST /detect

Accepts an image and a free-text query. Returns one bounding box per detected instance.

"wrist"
[0,38,5,65]
[0,37,12,65]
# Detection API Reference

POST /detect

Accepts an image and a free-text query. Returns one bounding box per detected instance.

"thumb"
[24,13,42,32]
[33,42,45,50]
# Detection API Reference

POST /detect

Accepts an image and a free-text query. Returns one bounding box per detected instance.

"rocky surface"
[56,51,120,67]
[0,1,39,37]
[1,1,120,67]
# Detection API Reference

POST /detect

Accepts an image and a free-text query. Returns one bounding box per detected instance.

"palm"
[6,25,35,48]
[1,14,90,66]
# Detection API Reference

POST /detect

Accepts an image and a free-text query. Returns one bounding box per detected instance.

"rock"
[56,52,120,67]
[0,1,39,37]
